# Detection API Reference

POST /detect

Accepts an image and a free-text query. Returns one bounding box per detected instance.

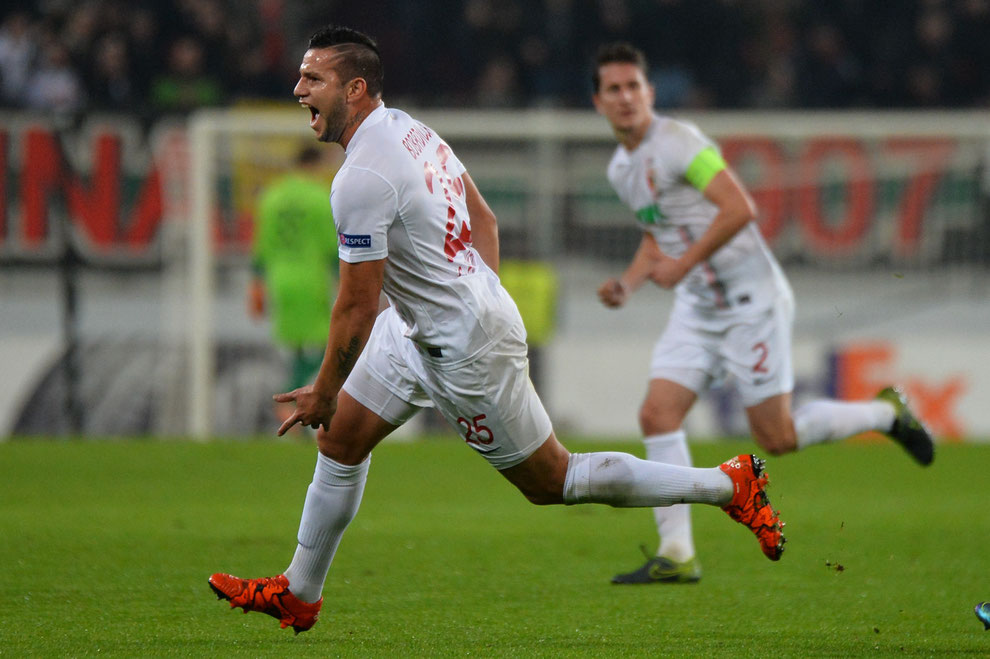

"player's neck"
[617,115,652,151]
[339,99,383,149]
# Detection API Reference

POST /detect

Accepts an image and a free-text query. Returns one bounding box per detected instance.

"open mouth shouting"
[303,103,320,130]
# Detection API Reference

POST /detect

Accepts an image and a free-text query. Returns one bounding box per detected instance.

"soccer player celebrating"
[591,42,934,586]
[209,26,785,633]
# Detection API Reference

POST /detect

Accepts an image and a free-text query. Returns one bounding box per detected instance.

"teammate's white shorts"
[342,307,553,470]
[649,294,795,408]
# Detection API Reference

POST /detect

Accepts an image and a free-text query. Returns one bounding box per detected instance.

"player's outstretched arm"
[462,172,499,274]
[275,258,385,435]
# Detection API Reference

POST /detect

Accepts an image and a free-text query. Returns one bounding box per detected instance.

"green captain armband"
[684,147,727,192]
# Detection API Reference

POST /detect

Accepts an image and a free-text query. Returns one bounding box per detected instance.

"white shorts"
[649,295,795,408]
[342,307,553,470]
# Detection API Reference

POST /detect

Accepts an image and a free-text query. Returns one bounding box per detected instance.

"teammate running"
[592,41,934,585]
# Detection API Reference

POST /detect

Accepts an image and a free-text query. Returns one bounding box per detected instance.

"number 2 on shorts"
[752,341,769,373]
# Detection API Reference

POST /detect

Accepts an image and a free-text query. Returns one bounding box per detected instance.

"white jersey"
[331,104,518,364]
[606,114,791,320]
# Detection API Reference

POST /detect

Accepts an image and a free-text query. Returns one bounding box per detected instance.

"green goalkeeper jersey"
[253,173,338,347]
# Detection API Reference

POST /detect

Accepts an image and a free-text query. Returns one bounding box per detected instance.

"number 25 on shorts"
[457,414,494,445]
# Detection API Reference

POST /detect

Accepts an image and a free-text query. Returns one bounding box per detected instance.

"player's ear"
[591,92,603,114]
[346,77,367,101]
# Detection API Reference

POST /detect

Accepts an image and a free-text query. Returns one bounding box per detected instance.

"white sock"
[794,399,896,449]
[562,451,732,508]
[644,431,696,563]
[283,452,369,603]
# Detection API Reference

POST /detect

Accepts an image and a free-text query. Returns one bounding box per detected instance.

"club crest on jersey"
[646,158,660,198]
[635,203,665,225]
[339,233,372,248]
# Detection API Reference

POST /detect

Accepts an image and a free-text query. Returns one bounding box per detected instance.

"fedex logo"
[827,341,966,439]
[339,233,372,248]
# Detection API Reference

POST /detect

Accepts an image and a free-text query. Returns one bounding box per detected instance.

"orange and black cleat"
[208,573,322,634]
[719,454,786,561]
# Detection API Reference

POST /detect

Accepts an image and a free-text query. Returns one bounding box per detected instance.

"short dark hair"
[592,42,648,92]
[307,25,384,98]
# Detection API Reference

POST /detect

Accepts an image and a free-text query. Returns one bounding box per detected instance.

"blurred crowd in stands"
[0,0,287,117]
[1,0,989,118]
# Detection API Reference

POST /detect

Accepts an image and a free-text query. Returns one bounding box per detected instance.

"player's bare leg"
[753,389,934,465]
[746,393,798,456]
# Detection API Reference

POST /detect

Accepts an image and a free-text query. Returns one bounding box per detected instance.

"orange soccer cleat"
[208,573,322,633]
[719,454,786,561]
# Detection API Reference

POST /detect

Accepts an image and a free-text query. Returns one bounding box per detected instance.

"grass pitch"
[2,436,989,657]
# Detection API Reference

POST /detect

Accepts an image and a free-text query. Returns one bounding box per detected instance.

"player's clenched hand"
[650,255,687,289]
[597,278,628,308]
[273,385,338,436]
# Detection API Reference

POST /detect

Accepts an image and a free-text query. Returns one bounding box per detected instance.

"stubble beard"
[318,96,348,144]
[319,99,375,146]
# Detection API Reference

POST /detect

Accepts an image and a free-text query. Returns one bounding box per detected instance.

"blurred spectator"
[796,22,863,108]
[953,0,990,105]
[745,10,800,108]
[474,55,523,107]
[595,0,632,41]
[25,38,84,114]
[458,0,525,103]
[904,6,956,106]
[149,35,222,114]
[61,2,100,65]
[126,7,162,99]
[0,12,37,107]
[87,32,136,111]
[1,1,989,113]
[520,0,594,105]
[178,0,227,79]
[225,18,287,100]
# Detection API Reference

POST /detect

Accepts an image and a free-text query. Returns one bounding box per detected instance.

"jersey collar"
[345,103,388,154]
[619,113,660,156]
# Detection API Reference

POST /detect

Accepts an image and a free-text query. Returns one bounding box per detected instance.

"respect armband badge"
[339,233,372,248]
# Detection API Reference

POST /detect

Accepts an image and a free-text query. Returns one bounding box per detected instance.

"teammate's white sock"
[562,451,732,508]
[644,431,696,563]
[284,452,369,603]
[794,399,896,449]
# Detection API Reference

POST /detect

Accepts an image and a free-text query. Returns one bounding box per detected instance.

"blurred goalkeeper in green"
[249,145,341,428]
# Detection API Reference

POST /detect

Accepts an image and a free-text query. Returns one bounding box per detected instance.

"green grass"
[1,437,989,657]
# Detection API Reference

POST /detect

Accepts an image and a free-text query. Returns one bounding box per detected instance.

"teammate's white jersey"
[606,114,791,319]
[331,104,518,364]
